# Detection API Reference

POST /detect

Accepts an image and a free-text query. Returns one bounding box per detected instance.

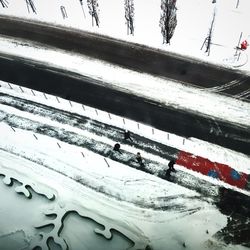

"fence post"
[8,83,13,89]
[19,86,24,93]
[10,126,16,132]
[104,158,110,167]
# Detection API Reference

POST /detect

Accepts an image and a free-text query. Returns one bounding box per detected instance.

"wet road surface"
[0,55,249,155]
[0,16,249,156]
[0,15,250,101]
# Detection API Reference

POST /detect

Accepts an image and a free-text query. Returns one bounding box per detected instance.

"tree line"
[81,0,178,44]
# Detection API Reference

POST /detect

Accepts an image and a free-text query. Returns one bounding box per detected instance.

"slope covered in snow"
[0,83,250,250]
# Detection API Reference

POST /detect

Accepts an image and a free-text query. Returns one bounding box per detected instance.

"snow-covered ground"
[0,79,250,250]
[1,81,250,180]
[0,0,250,249]
[0,134,233,250]
[0,0,249,71]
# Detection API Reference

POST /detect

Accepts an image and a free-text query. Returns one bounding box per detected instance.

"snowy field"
[0,0,249,71]
[0,0,250,249]
[0,80,250,250]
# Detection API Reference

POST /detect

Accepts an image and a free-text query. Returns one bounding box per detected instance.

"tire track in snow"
[201,78,245,93]
[234,88,250,100]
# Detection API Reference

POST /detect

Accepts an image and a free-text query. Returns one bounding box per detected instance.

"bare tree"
[87,0,100,27]
[0,0,8,8]
[159,0,177,44]
[25,0,36,14]
[124,0,134,35]
[79,0,86,18]
[201,8,216,56]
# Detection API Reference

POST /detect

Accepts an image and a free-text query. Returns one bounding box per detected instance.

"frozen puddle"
[0,230,29,250]
[0,149,150,250]
[62,213,134,250]
[0,180,141,250]
[30,202,141,250]
[0,176,49,250]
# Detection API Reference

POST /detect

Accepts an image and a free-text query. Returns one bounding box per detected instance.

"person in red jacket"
[240,40,248,50]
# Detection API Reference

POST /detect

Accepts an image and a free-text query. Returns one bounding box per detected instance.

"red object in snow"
[176,151,249,190]
[240,40,248,50]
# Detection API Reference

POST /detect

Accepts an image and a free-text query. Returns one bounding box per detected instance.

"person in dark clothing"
[136,152,145,168]
[165,159,176,179]
[168,159,176,172]
[124,130,133,142]
[136,152,142,164]
[113,143,122,154]
[165,168,172,178]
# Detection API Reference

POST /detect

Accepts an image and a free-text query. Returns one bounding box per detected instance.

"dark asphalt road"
[0,55,249,156]
[0,16,249,155]
[0,15,250,100]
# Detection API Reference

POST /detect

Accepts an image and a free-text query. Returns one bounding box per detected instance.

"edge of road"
[0,81,249,195]
[0,48,249,155]
[0,15,249,86]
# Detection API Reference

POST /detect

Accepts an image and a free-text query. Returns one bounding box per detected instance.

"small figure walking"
[165,159,176,179]
[124,130,133,142]
[240,40,248,50]
[113,143,122,154]
[136,152,142,164]
[136,152,145,167]
[168,159,176,172]
[165,167,172,178]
